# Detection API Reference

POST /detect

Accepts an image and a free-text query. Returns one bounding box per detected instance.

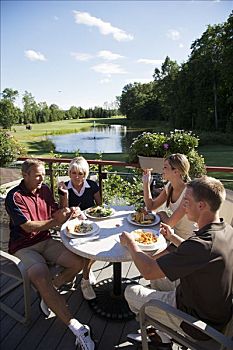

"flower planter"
[138,155,164,173]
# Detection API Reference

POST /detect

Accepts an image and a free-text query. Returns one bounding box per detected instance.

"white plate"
[127,213,160,227]
[65,219,99,237]
[84,207,115,220]
[131,229,166,251]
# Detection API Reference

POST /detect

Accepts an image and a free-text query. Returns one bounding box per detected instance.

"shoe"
[127,333,151,343]
[81,279,96,300]
[88,269,96,285]
[75,325,95,350]
[39,298,51,318]
[127,327,172,350]
[58,277,77,293]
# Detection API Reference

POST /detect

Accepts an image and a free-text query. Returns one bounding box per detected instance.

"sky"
[1,0,233,110]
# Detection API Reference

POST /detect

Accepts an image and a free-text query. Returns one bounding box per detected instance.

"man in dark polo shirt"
[5,159,95,350]
[120,176,233,348]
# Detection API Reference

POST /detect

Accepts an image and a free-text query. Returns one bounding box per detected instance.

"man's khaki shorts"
[14,238,68,270]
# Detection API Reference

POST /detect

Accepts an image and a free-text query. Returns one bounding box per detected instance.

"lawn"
[11,118,233,189]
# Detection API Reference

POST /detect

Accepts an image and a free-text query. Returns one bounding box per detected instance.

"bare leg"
[53,250,84,288]
[28,263,73,325]
[82,259,95,280]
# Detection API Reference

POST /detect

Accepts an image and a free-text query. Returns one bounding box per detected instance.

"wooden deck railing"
[17,157,233,198]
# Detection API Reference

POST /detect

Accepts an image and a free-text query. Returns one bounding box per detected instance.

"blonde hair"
[166,153,190,182]
[165,153,190,207]
[22,158,45,174]
[187,176,226,212]
[68,157,89,179]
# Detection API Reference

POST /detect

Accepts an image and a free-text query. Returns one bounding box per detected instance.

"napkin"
[69,232,100,246]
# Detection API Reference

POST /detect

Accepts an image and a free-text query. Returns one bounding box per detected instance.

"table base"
[88,278,135,321]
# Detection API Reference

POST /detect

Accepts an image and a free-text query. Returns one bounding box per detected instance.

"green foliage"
[102,170,144,207]
[129,129,206,178]
[0,130,26,166]
[187,149,206,178]
[129,130,198,160]
[0,99,19,129]
[118,13,233,132]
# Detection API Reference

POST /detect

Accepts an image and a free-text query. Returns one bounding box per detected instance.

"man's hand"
[160,222,184,246]
[160,222,174,241]
[52,207,71,225]
[120,231,137,249]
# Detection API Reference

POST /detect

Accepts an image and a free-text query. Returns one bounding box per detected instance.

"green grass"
[198,145,233,190]
[199,145,233,167]
[11,118,233,188]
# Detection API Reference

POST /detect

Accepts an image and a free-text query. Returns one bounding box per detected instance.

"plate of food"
[85,206,115,219]
[131,229,166,251]
[65,218,99,237]
[127,208,160,226]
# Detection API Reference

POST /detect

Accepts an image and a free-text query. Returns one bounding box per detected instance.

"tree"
[2,88,19,102]
[37,102,51,123]
[22,91,38,124]
[49,104,65,121]
[0,99,19,129]
[153,56,180,125]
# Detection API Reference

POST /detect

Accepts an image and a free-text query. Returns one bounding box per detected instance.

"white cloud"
[167,29,181,41]
[73,10,134,42]
[137,58,163,66]
[125,78,152,84]
[24,50,46,61]
[98,50,124,60]
[179,43,184,48]
[100,78,111,84]
[71,52,93,61]
[91,62,127,75]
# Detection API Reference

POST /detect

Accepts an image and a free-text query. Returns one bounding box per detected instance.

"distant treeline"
[118,12,233,133]
[0,89,119,129]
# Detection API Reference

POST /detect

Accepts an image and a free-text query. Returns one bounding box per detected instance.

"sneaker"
[81,279,96,300]
[75,325,95,350]
[88,269,96,285]
[58,277,77,293]
[39,298,51,318]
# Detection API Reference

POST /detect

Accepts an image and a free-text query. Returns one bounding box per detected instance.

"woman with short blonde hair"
[58,156,101,301]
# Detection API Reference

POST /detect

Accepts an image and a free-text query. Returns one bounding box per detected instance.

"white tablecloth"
[60,206,163,262]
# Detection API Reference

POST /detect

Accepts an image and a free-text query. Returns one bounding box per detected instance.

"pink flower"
[163,143,169,150]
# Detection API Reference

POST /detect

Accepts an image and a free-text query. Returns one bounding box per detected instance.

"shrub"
[0,130,26,166]
[129,129,206,178]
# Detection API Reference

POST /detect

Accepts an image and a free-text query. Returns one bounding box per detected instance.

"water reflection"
[49,125,138,153]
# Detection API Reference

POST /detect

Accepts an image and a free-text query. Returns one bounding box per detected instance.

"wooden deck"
[1,259,156,350]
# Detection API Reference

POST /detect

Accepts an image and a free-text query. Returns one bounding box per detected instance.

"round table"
[60,206,164,321]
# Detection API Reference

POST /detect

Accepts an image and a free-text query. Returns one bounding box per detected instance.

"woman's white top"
[164,182,196,240]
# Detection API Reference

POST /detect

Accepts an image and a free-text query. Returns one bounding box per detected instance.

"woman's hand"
[142,168,152,183]
[58,181,68,195]
[157,210,169,223]
[70,206,87,220]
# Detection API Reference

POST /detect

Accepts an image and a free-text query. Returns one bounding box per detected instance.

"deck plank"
[0,259,178,350]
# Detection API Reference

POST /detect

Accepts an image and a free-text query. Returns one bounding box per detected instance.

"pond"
[49,125,141,153]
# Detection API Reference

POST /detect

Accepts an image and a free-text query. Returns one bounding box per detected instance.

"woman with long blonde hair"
[143,153,196,240]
